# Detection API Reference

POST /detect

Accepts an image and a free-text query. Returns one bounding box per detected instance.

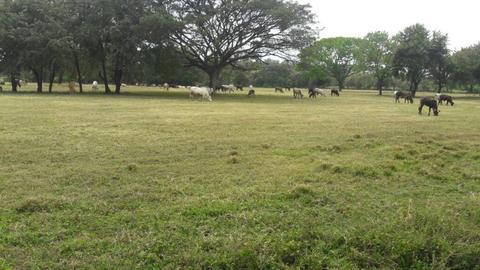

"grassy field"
[1,85,480,269]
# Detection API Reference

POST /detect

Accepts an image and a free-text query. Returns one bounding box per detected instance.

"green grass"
[1,85,480,269]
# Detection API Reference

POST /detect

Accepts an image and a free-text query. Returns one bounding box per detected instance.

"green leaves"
[299,37,363,89]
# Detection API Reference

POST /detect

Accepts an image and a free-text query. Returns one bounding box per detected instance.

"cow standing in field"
[293,89,304,99]
[437,94,455,106]
[331,89,340,96]
[190,87,213,101]
[394,91,414,103]
[92,81,99,91]
[309,88,326,98]
[275,87,284,93]
[418,97,439,116]
[235,85,243,91]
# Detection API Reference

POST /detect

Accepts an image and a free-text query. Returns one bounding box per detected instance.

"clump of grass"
[315,163,333,171]
[332,166,346,174]
[228,156,240,164]
[353,166,378,178]
[127,163,138,172]
[287,185,315,200]
[394,153,407,160]
[261,144,271,149]
[16,198,66,213]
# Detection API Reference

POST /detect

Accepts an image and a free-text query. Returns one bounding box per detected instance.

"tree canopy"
[299,37,363,91]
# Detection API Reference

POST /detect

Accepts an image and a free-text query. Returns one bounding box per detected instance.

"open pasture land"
[1,87,480,269]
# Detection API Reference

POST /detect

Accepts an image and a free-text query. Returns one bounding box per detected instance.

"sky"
[297,0,479,51]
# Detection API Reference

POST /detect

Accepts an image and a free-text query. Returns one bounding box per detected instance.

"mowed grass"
[1,85,480,269]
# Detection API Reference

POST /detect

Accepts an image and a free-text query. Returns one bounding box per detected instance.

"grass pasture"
[1,86,480,269]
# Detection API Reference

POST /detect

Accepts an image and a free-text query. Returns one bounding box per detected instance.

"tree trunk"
[48,63,56,93]
[437,81,443,93]
[10,73,17,93]
[32,67,43,93]
[57,70,64,85]
[377,79,384,96]
[73,52,83,93]
[208,69,220,91]
[99,57,111,94]
[114,68,123,94]
[338,80,345,92]
[412,81,419,97]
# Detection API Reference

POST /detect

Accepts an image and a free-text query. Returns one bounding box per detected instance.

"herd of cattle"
[394,90,455,116]
[0,79,456,117]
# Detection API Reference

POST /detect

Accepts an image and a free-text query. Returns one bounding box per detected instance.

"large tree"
[393,24,431,96]
[452,43,480,93]
[67,0,152,94]
[0,0,28,92]
[0,0,68,93]
[428,31,454,93]
[299,37,363,91]
[167,0,315,89]
[362,31,395,95]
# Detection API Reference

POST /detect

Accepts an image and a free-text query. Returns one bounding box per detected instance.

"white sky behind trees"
[297,0,479,51]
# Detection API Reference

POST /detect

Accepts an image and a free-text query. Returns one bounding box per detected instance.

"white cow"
[314,88,327,96]
[190,87,213,101]
[92,81,99,91]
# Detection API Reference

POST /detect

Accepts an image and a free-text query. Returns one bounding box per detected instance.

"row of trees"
[1,1,479,95]
[299,24,480,96]
[0,0,315,93]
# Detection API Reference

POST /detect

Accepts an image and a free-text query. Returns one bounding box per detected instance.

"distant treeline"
[0,0,479,95]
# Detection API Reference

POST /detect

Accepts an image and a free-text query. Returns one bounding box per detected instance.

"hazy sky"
[297,0,479,51]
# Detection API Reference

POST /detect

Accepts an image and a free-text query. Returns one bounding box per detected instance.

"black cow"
[331,89,340,96]
[275,87,284,93]
[419,97,439,116]
[438,94,454,106]
[395,91,414,103]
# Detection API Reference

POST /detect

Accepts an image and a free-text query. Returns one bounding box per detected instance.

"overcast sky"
[297,0,479,51]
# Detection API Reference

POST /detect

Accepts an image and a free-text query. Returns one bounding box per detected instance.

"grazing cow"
[418,97,439,116]
[68,81,76,94]
[438,94,454,106]
[309,88,326,98]
[190,87,213,101]
[331,89,340,96]
[394,91,414,103]
[293,89,304,99]
[92,81,99,91]
[217,85,234,92]
[275,87,284,93]
[248,90,255,97]
[14,79,22,88]
[235,85,244,91]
